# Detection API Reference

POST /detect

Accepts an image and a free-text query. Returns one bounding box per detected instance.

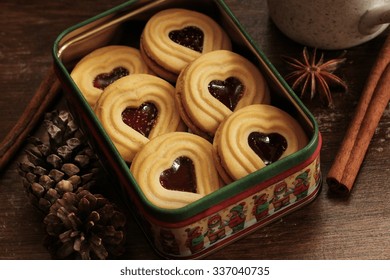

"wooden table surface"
[1,0,389,260]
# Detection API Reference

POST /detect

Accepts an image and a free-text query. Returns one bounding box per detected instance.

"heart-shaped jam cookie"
[175,50,269,139]
[93,67,129,90]
[70,46,149,108]
[168,26,204,53]
[94,74,183,163]
[160,156,197,193]
[213,104,308,183]
[130,132,222,209]
[140,9,232,82]
[208,77,244,111]
[248,132,288,165]
[122,102,158,138]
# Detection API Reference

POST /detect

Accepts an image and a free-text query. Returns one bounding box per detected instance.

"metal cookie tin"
[52,0,322,259]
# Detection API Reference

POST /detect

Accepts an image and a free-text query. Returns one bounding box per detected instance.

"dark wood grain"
[1,0,389,260]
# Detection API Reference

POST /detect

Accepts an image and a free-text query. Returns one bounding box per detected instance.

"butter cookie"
[140,8,231,82]
[71,45,149,107]
[213,104,308,183]
[175,50,270,140]
[94,74,184,163]
[130,132,223,209]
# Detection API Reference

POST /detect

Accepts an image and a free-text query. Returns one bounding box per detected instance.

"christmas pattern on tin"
[150,156,321,257]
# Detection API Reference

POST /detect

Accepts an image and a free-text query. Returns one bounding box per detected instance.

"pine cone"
[44,189,126,259]
[18,110,100,213]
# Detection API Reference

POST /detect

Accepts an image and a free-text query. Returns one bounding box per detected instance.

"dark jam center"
[168,26,204,53]
[248,132,288,165]
[160,156,197,193]
[121,102,158,138]
[93,67,129,90]
[208,77,245,111]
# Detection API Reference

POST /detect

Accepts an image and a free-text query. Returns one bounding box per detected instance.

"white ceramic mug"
[267,0,390,49]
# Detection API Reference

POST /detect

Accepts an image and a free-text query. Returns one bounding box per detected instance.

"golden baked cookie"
[140,8,232,82]
[94,74,184,163]
[213,104,308,183]
[130,132,223,209]
[70,45,149,107]
[175,50,270,140]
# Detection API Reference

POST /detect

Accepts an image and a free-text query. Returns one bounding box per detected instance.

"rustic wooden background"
[1,0,389,259]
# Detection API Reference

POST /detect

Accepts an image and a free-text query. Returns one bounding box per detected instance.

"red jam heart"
[160,156,197,193]
[208,77,245,111]
[121,102,158,138]
[248,132,288,165]
[93,67,129,90]
[168,26,204,53]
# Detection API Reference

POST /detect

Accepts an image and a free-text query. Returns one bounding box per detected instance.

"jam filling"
[159,156,197,193]
[208,77,244,111]
[248,132,288,165]
[121,102,158,138]
[93,67,129,90]
[168,26,204,53]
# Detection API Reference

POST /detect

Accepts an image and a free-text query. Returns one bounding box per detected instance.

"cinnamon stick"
[0,66,61,172]
[326,36,390,194]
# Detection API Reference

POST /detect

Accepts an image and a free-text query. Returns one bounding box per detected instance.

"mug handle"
[359,4,390,35]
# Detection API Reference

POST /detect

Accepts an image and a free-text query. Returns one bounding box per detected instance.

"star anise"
[283,47,347,107]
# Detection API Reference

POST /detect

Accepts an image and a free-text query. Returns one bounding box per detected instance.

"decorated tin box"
[52,0,322,259]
